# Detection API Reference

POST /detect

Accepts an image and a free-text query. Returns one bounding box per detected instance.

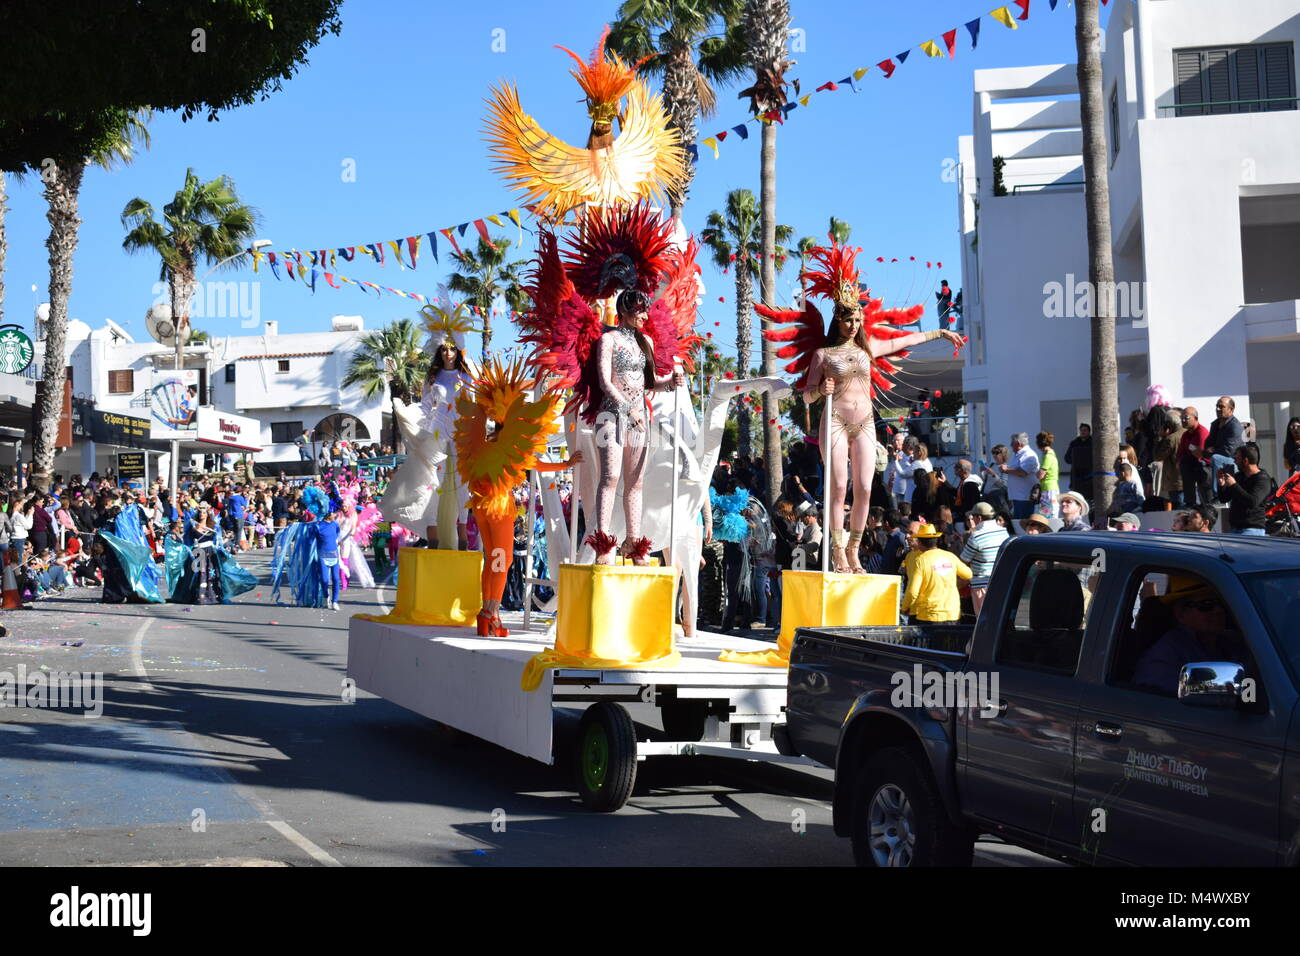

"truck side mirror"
[1178,662,1247,707]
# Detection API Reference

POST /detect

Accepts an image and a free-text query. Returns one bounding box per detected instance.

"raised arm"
[869,328,964,361]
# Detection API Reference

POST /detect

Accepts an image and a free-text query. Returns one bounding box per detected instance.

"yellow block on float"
[720,570,900,667]
[521,563,680,691]
[355,547,482,626]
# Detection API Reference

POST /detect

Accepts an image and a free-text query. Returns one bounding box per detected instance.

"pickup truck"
[785,532,1300,866]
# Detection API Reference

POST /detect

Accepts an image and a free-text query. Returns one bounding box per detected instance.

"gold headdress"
[420,300,477,353]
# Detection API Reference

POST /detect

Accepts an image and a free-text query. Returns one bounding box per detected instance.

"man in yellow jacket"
[901,523,972,624]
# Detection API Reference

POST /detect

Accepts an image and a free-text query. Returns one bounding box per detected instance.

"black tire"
[850,746,974,867]
[575,702,637,812]
[660,699,709,742]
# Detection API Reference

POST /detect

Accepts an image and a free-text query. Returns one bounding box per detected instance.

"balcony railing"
[1011,180,1085,195]
[1159,95,1299,117]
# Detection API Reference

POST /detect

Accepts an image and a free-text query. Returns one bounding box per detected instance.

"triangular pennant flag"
[486,214,504,227]
[507,208,523,246]
[853,66,869,81]
[267,253,280,280]
[815,80,839,92]
[309,268,319,292]
[440,227,461,257]
[799,93,811,106]
[388,239,405,269]
[457,222,469,237]
[877,58,896,78]
[990,6,1018,29]
[248,251,260,274]
[732,124,749,140]
[285,260,295,282]
[324,272,340,289]
[1050,0,1058,7]
[920,39,944,58]
[686,143,698,164]
[966,17,982,47]
[1014,0,1030,19]
[702,137,719,159]
[897,49,911,64]
[340,246,355,261]
[717,130,728,141]
[473,219,493,247]
[782,101,797,114]
[407,235,420,269]
[426,232,439,262]
[943,28,958,58]
[297,262,308,281]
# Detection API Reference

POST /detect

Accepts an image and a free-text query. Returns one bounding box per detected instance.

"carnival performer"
[453,356,582,637]
[417,305,474,549]
[336,495,375,590]
[760,241,966,573]
[587,289,686,564]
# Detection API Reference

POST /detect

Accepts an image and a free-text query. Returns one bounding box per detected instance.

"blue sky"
[2,0,1099,364]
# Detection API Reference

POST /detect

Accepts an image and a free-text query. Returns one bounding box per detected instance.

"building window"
[270,421,304,444]
[107,369,135,394]
[1109,85,1120,160]
[224,363,236,383]
[276,359,290,374]
[1174,43,1296,116]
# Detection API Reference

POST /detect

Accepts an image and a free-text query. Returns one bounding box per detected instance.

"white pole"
[822,386,833,574]
[669,361,681,571]
[567,412,579,565]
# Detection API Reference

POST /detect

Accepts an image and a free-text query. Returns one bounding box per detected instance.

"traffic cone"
[2,561,22,610]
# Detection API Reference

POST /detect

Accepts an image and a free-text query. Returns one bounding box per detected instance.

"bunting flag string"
[244,206,535,278]
[693,0,1066,159]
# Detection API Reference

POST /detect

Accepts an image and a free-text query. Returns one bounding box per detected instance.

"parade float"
[347,30,910,811]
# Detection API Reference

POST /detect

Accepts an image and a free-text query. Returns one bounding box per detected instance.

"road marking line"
[130,605,345,867]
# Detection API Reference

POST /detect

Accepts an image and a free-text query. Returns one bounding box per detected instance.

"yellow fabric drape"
[719,570,900,667]
[522,564,680,691]
[355,547,482,626]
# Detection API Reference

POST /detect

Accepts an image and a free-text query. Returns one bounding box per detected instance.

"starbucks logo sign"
[0,326,34,375]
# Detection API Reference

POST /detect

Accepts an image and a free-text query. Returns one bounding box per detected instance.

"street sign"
[117,451,146,480]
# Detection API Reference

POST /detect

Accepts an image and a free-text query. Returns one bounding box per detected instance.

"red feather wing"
[656,236,703,370]
[758,299,824,390]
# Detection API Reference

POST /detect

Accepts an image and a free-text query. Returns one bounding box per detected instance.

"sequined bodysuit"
[594,323,654,549]
[598,325,648,445]
[819,341,874,439]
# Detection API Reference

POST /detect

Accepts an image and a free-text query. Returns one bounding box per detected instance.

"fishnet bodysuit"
[595,326,650,543]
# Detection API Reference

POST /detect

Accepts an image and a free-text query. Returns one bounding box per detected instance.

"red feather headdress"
[563,201,676,301]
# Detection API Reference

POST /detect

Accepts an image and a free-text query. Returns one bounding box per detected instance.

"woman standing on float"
[761,242,965,573]
[588,289,685,565]
[418,307,474,550]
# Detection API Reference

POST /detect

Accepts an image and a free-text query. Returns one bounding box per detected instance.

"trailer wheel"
[850,747,973,867]
[576,702,637,812]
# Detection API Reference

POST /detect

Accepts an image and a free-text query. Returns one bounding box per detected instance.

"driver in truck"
[1134,576,1247,695]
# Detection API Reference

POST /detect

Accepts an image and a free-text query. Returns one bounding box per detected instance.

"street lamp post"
[166,240,272,503]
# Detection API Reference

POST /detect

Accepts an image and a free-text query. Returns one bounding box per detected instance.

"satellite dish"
[145,303,191,347]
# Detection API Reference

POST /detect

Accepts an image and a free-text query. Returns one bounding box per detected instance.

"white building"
[41,314,388,478]
[958,0,1300,477]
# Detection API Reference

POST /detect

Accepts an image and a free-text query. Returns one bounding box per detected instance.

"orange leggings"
[478,511,515,604]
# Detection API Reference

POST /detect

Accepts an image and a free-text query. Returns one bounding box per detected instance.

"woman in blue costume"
[269,484,333,608]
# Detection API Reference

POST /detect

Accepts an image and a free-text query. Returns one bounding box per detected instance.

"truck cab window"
[996,558,1098,675]
[1110,570,1251,697]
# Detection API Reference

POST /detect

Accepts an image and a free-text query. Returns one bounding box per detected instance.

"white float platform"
[347,612,788,765]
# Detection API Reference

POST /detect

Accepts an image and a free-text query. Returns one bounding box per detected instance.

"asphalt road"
[0,553,1060,867]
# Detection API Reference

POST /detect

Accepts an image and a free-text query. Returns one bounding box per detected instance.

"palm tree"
[121,167,259,493]
[607,0,749,221]
[701,188,793,459]
[340,318,428,452]
[1074,0,1119,525]
[30,110,150,491]
[740,0,794,504]
[446,237,530,362]
[827,216,851,245]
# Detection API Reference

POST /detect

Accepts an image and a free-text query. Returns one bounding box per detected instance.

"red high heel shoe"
[476,611,493,637]
[491,614,508,637]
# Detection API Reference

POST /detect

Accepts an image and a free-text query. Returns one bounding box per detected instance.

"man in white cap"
[959,502,1009,615]
[1058,491,1090,532]
[1110,512,1142,532]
